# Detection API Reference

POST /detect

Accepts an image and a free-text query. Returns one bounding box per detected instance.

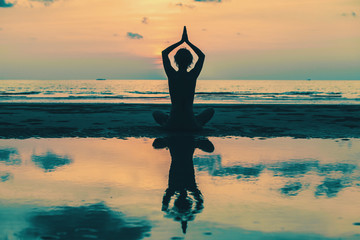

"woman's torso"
[167,71,199,129]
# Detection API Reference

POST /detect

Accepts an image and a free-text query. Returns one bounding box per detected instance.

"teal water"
[1,137,360,239]
[1,80,360,104]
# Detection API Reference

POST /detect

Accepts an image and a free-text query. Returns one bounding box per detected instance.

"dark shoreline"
[0,103,359,139]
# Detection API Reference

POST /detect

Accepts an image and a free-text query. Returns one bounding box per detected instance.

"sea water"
[0,80,360,104]
[0,137,360,239]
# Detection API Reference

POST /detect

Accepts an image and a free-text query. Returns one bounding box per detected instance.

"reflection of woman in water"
[153,26,214,131]
[153,135,214,234]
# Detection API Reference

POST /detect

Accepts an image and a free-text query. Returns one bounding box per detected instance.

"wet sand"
[1,137,360,239]
[0,103,359,138]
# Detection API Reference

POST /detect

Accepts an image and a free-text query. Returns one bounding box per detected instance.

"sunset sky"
[1,0,359,80]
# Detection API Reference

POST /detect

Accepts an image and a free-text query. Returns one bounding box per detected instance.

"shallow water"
[1,80,360,104]
[1,137,360,239]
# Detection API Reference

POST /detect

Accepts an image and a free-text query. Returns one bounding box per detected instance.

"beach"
[1,82,360,240]
[1,103,359,139]
[2,0,360,237]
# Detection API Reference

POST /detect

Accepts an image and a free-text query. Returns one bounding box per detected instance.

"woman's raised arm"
[183,26,205,77]
[162,39,183,76]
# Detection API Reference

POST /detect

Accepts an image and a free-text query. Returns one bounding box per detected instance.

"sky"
[0,0,359,80]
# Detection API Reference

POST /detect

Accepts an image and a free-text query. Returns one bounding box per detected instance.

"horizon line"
[1,79,360,81]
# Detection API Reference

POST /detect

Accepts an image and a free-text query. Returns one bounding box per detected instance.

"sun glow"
[0,0,359,79]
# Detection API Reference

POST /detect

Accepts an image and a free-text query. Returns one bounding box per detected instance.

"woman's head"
[174,48,193,69]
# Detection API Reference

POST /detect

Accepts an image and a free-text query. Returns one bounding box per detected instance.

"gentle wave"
[0,90,343,98]
[68,95,168,99]
[195,91,343,98]
[127,91,168,95]
[0,91,41,95]
[0,80,359,104]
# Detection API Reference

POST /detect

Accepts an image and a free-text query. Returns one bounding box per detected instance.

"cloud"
[29,0,59,7]
[341,11,357,17]
[175,3,195,8]
[315,178,349,198]
[32,151,72,172]
[280,182,303,196]
[269,160,318,177]
[0,0,60,8]
[142,17,148,24]
[194,155,264,179]
[0,0,14,8]
[0,171,13,182]
[127,32,143,39]
[17,203,152,240]
[0,147,21,165]
[194,155,360,198]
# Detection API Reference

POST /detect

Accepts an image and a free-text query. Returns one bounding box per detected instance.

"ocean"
[0,79,359,104]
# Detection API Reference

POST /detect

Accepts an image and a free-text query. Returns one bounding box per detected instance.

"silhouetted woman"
[153,26,214,130]
[153,135,214,234]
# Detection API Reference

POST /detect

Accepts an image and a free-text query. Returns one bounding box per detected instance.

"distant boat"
[96,78,106,80]
[307,78,311,81]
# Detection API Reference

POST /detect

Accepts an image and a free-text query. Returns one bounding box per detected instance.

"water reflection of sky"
[0,147,21,165]
[18,203,151,240]
[194,154,359,198]
[32,151,72,172]
[0,137,359,239]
